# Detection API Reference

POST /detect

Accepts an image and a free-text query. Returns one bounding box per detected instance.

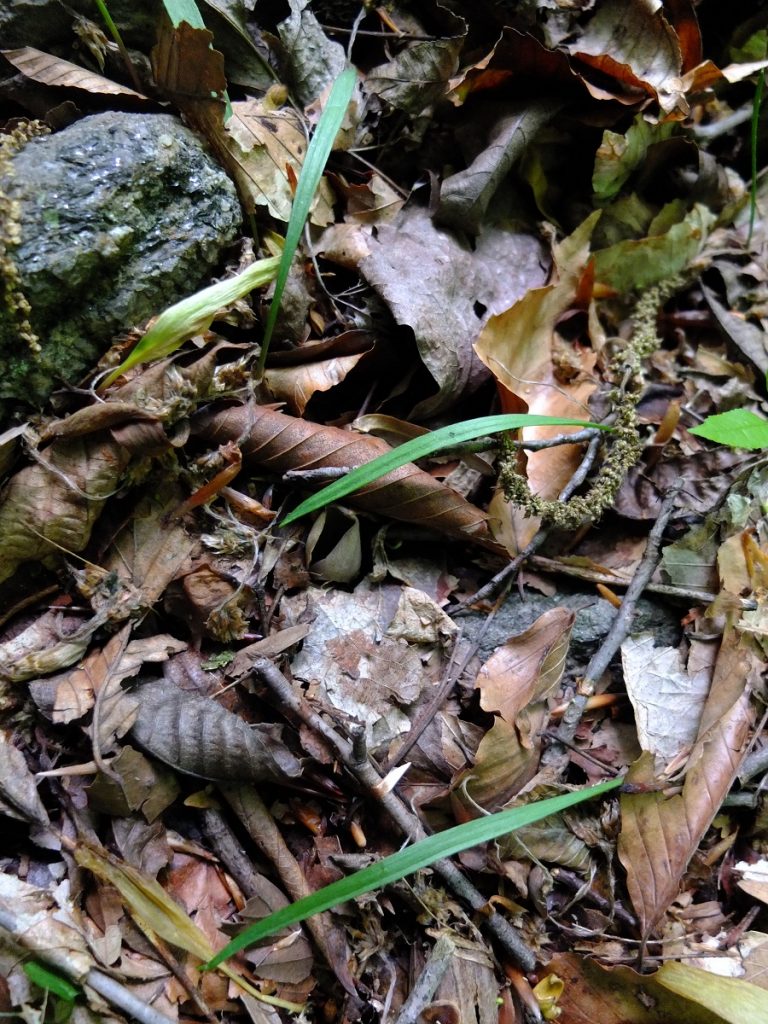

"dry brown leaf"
[151,17,335,224]
[1,47,149,99]
[475,214,599,551]
[618,627,760,938]
[193,403,506,555]
[130,678,302,783]
[452,609,574,811]
[0,731,49,827]
[0,437,130,585]
[263,343,373,415]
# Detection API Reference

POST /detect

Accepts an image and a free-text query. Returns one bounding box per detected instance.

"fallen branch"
[251,656,537,972]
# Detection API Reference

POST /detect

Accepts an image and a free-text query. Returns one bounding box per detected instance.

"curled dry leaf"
[0,437,129,585]
[0,731,49,827]
[193,403,506,556]
[130,678,302,783]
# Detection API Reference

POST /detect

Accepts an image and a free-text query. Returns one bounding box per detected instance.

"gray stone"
[461,588,681,665]
[1,111,242,414]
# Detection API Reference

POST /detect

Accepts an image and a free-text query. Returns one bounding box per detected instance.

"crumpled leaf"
[621,633,715,765]
[359,205,549,417]
[701,281,768,377]
[0,437,129,585]
[0,731,49,827]
[239,877,313,983]
[0,875,94,983]
[305,506,361,584]
[263,332,375,415]
[475,212,599,550]
[365,7,465,117]
[1,47,149,99]
[192,401,507,555]
[593,115,678,202]
[452,609,574,811]
[221,99,335,223]
[0,609,97,684]
[570,0,686,115]
[593,203,715,292]
[437,99,560,234]
[277,0,346,106]
[130,678,302,783]
[618,627,761,937]
[283,582,434,748]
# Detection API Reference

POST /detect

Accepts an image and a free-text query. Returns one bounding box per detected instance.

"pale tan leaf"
[618,628,760,937]
[0,731,49,826]
[193,402,506,555]
[474,214,599,551]
[0,610,97,683]
[263,350,370,415]
[1,47,148,99]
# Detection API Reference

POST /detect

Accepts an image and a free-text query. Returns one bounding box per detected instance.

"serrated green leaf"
[203,776,622,969]
[689,409,768,450]
[281,414,611,526]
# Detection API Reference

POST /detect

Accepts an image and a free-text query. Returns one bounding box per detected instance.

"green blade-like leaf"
[281,414,611,526]
[161,0,206,29]
[689,409,768,450]
[203,777,622,970]
[23,962,80,1002]
[100,256,280,389]
[255,66,357,376]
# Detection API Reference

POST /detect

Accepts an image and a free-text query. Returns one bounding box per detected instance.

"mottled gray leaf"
[130,678,302,782]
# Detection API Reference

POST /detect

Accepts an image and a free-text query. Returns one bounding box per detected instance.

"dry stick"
[392,935,456,1024]
[543,481,683,769]
[219,782,361,1006]
[251,656,537,972]
[451,432,604,614]
[0,908,176,1024]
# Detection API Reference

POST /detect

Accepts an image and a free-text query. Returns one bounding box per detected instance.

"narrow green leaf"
[203,777,622,969]
[100,256,280,389]
[161,0,206,29]
[255,66,357,376]
[689,408,768,450]
[281,414,611,526]
[23,962,80,1002]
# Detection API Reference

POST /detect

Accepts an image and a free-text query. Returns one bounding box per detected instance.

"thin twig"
[251,657,537,971]
[543,481,683,768]
[392,935,456,1024]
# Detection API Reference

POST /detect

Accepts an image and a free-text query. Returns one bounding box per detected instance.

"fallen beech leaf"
[618,628,760,937]
[130,678,302,783]
[192,402,507,555]
[1,47,149,99]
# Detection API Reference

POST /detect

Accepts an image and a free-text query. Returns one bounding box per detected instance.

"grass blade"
[204,776,622,969]
[281,414,611,526]
[99,255,280,389]
[255,66,357,377]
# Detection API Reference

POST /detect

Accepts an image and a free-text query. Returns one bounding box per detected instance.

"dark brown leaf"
[193,403,506,555]
[130,678,302,783]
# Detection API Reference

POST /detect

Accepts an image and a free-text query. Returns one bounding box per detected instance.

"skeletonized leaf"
[618,628,760,937]
[192,403,508,554]
[130,678,302,783]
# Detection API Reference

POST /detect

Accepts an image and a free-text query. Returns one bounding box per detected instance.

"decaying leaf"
[618,628,760,937]
[0,731,49,827]
[0,609,97,683]
[1,47,149,99]
[193,402,507,554]
[129,678,302,783]
[0,437,129,585]
[452,609,574,811]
